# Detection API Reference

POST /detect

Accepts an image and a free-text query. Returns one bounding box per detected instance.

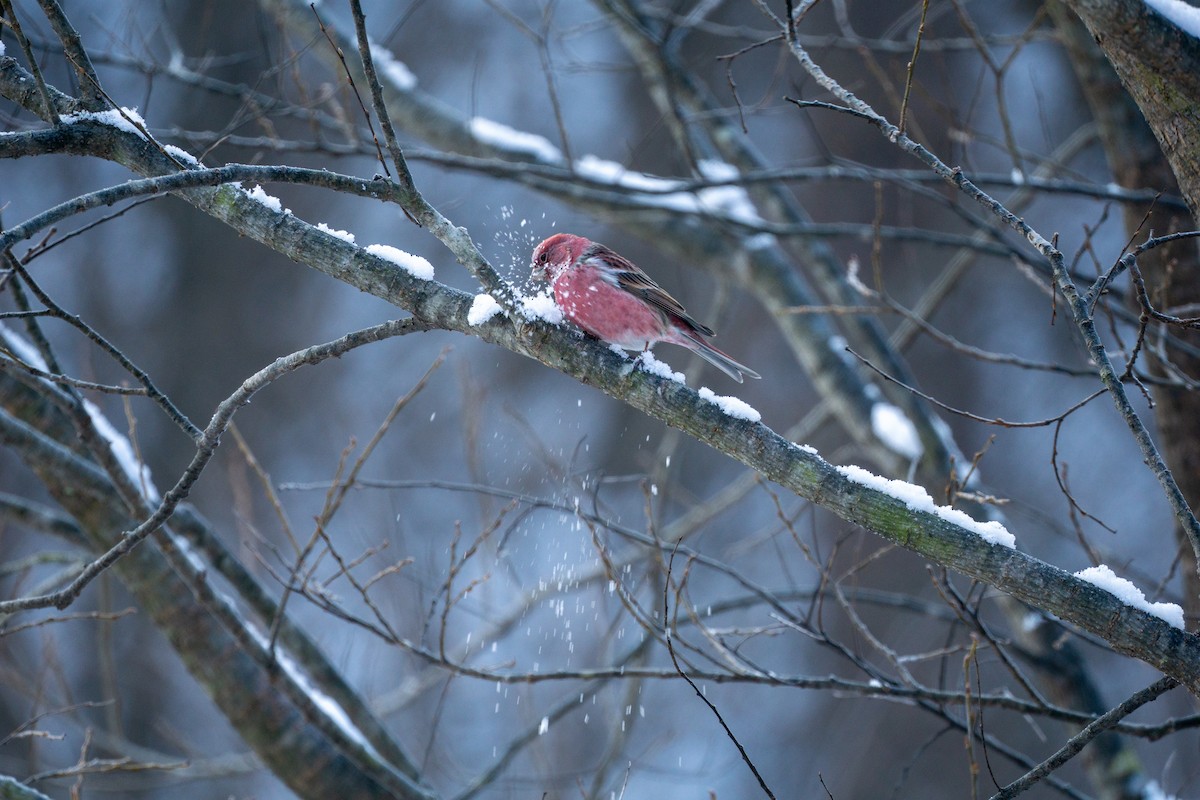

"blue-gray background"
[0,1,1188,797]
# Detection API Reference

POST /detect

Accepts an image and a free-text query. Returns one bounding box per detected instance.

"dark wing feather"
[587,244,717,337]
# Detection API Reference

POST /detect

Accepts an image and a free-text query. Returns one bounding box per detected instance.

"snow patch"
[745,233,776,251]
[83,399,160,503]
[244,185,290,214]
[0,323,50,372]
[243,623,384,759]
[636,351,685,383]
[469,117,562,163]
[468,293,503,325]
[163,144,199,165]
[1145,0,1200,37]
[575,155,680,193]
[61,107,148,139]
[574,155,762,225]
[871,402,923,460]
[519,291,564,324]
[365,244,434,279]
[315,222,356,243]
[368,41,417,89]
[1075,565,1184,629]
[846,255,873,297]
[697,387,761,422]
[1142,780,1179,800]
[696,160,763,225]
[836,463,1016,548]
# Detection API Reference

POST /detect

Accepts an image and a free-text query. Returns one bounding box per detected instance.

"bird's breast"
[553,265,669,349]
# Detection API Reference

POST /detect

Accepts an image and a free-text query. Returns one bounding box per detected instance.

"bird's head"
[531,233,586,282]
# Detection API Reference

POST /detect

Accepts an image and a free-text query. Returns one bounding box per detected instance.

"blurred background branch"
[3,1,1200,798]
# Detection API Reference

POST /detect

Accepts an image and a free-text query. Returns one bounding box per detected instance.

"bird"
[530,233,760,383]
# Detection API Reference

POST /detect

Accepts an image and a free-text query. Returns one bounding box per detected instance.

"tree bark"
[1056,0,1200,619]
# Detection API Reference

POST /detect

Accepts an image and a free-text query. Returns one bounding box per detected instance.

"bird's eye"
[537,253,548,264]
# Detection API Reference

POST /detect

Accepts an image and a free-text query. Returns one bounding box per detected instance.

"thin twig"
[0,0,61,120]
[898,0,929,134]
[8,260,201,439]
[848,345,1107,428]
[663,542,777,799]
[0,318,428,614]
[310,4,392,180]
[766,15,1200,564]
[989,677,1179,799]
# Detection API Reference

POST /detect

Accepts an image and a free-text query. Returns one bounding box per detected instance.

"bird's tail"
[679,332,761,384]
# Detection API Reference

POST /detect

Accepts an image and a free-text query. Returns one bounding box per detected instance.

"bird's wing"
[587,245,716,337]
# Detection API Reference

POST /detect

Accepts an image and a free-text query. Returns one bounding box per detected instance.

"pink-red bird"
[531,233,760,383]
